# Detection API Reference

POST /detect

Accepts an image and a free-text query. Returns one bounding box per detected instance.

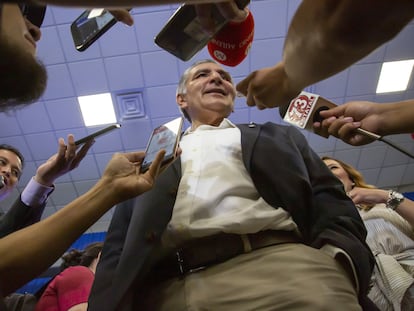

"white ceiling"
[1,0,413,234]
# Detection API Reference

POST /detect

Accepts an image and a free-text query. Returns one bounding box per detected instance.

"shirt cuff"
[21,177,55,207]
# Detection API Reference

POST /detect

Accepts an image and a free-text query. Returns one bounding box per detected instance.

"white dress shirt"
[162,119,298,247]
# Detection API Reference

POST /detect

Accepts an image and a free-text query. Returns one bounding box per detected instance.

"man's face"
[0,3,47,111]
[178,62,236,121]
[0,149,22,201]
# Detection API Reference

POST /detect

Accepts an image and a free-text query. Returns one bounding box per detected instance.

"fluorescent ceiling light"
[376,59,414,93]
[78,93,117,126]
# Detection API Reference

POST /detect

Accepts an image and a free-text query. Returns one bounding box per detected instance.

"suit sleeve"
[248,123,374,305]
[0,196,46,238]
[88,199,134,309]
[286,126,375,301]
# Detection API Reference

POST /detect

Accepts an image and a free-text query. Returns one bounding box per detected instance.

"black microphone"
[0,176,5,190]
[280,91,414,159]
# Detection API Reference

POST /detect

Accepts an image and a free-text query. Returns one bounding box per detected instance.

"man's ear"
[176,93,187,110]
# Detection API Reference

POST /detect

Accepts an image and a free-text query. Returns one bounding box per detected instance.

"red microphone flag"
[208,9,254,67]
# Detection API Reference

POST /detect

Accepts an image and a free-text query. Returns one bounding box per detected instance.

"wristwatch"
[386,190,405,210]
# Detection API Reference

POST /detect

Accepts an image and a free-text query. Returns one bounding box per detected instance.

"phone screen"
[141,117,183,172]
[71,9,117,51]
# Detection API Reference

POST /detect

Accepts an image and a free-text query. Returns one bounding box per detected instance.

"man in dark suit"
[0,136,93,238]
[89,59,376,311]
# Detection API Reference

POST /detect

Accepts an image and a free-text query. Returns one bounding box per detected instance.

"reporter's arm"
[0,150,165,295]
[284,0,414,89]
[350,187,414,228]
[315,100,414,145]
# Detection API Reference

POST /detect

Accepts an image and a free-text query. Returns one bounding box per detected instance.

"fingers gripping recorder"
[281,91,414,159]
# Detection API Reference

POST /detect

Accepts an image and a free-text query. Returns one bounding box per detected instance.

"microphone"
[0,176,4,190]
[280,91,414,159]
[207,9,254,67]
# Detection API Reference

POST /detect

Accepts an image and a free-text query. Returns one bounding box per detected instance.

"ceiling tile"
[68,59,109,95]
[252,0,288,39]
[250,38,284,70]
[346,63,382,96]
[141,51,179,86]
[42,64,76,100]
[44,97,84,129]
[104,55,144,91]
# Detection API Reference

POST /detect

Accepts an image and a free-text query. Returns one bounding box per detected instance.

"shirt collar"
[184,118,236,135]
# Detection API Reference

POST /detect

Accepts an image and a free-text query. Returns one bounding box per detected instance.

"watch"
[386,190,405,210]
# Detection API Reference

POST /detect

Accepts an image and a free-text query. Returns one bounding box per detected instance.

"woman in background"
[35,242,103,311]
[322,156,414,311]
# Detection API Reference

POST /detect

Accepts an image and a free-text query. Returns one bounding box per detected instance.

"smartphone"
[75,124,121,146]
[154,0,249,61]
[140,117,183,173]
[71,9,118,51]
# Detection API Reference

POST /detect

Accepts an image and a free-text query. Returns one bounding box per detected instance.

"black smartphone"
[154,0,249,61]
[75,124,121,146]
[140,117,183,173]
[71,9,118,52]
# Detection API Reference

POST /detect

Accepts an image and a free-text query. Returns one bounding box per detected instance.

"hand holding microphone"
[208,8,254,67]
[280,91,414,159]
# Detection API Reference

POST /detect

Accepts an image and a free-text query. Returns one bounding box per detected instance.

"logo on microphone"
[213,50,227,62]
[284,92,317,128]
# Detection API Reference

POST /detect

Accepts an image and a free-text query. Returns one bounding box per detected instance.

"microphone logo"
[284,92,318,128]
[212,49,227,62]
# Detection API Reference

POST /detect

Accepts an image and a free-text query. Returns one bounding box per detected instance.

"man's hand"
[195,1,248,34]
[313,101,382,146]
[236,62,302,110]
[99,150,166,202]
[34,135,94,186]
[109,9,134,26]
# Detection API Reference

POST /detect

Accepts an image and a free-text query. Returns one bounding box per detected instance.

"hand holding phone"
[154,0,249,61]
[71,9,132,51]
[140,117,183,173]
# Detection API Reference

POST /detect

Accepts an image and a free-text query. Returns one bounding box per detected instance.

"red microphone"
[208,9,254,67]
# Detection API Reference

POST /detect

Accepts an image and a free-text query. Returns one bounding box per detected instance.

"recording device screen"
[154,0,249,61]
[71,9,117,51]
[141,117,183,173]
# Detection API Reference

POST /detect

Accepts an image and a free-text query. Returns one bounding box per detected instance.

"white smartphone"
[140,117,184,173]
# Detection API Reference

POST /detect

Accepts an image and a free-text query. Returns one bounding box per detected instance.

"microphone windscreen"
[208,9,254,67]
[0,176,4,189]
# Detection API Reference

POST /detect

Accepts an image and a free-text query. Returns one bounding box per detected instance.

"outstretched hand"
[195,1,248,34]
[236,62,302,110]
[99,149,166,202]
[34,135,94,186]
[108,9,134,26]
[313,101,382,146]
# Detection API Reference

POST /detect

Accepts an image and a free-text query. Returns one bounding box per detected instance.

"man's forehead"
[191,63,229,75]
